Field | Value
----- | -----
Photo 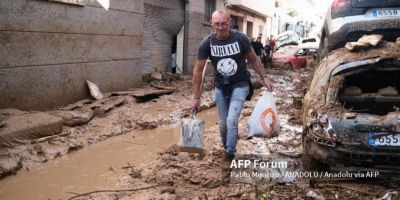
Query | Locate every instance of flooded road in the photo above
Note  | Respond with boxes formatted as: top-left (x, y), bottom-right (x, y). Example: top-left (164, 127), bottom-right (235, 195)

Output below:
top-left (0, 127), bottom-right (179, 200)
top-left (0, 108), bottom-right (218, 200)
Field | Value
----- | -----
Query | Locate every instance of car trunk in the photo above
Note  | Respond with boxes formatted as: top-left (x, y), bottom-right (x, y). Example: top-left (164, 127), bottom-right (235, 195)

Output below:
top-left (337, 63), bottom-right (400, 115)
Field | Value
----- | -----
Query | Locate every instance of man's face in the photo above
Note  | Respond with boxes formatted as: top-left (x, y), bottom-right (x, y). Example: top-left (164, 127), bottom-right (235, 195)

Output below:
top-left (211, 13), bottom-right (230, 39)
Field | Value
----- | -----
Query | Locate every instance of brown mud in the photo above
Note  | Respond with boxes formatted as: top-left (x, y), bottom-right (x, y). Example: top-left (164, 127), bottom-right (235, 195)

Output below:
top-left (0, 68), bottom-right (399, 200)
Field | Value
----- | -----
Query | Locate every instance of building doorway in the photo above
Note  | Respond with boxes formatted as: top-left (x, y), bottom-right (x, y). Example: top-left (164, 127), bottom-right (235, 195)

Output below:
top-left (143, 0), bottom-right (184, 73)
top-left (246, 21), bottom-right (253, 38)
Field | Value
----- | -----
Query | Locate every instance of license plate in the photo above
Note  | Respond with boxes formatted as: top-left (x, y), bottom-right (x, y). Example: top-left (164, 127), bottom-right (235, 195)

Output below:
top-left (372, 9), bottom-right (400, 17)
top-left (369, 132), bottom-right (400, 146)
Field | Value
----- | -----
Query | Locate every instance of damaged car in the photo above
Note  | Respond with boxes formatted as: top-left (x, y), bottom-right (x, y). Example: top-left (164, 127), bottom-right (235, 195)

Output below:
top-left (302, 41), bottom-right (400, 170)
top-left (272, 46), bottom-right (316, 69)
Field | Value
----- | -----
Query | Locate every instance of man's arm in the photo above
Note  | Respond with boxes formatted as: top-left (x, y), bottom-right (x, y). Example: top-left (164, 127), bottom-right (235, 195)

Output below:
top-left (192, 59), bottom-right (207, 110)
top-left (246, 50), bottom-right (274, 91)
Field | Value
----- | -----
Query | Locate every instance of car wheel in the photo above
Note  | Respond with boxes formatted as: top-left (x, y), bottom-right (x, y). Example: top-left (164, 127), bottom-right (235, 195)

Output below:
top-left (283, 63), bottom-right (292, 69)
top-left (318, 37), bottom-right (329, 62)
top-left (302, 133), bottom-right (328, 171)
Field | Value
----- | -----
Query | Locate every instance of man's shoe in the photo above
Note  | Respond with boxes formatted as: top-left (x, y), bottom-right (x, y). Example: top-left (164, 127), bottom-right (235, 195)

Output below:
top-left (225, 153), bottom-right (235, 161)
top-left (222, 153), bottom-right (234, 170)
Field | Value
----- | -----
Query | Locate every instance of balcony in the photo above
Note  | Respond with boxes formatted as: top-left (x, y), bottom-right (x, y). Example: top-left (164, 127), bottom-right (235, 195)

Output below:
top-left (229, 0), bottom-right (275, 17)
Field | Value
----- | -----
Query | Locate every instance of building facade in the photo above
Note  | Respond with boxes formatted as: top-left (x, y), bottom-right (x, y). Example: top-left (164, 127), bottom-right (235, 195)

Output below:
top-left (0, 0), bottom-right (277, 110)
top-left (0, 0), bottom-right (145, 110)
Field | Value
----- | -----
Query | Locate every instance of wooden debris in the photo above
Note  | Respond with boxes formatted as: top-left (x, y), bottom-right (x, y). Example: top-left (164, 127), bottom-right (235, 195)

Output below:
top-left (150, 84), bottom-right (176, 91)
top-left (60, 99), bottom-right (94, 111)
top-left (111, 86), bottom-right (174, 100)
top-left (89, 96), bottom-right (126, 117)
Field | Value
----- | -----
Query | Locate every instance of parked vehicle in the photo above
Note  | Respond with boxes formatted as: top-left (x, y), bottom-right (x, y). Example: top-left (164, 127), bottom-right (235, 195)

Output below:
top-left (271, 46), bottom-right (316, 68)
top-left (299, 37), bottom-right (319, 49)
top-left (276, 31), bottom-right (300, 50)
top-left (319, 0), bottom-right (400, 59)
top-left (302, 41), bottom-right (400, 170)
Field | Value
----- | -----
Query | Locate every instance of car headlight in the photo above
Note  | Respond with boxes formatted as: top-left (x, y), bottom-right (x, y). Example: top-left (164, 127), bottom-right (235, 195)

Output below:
top-left (310, 122), bottom-right (337, 141)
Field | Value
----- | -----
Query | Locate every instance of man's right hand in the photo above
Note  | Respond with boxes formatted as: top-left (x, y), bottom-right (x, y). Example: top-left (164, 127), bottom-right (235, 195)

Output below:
top-left (191, 59), bottom-right (206, 114)
top-left (191, 98), bottom-right (201, 113)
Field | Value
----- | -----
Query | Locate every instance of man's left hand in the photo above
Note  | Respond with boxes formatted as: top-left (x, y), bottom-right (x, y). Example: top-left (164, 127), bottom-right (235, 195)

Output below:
top-left (263, 78), bottom-right (274, 91)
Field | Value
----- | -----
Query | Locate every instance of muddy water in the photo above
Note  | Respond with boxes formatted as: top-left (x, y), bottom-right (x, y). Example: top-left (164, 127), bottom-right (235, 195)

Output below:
top-left (0, 127), bottom-right (180, 200)
top-left (0, 108), bottom-right (218, 200)
top-left (0, 108), bottom-right (217, 200)
top-left (197, 107), bottom-right (219, 129)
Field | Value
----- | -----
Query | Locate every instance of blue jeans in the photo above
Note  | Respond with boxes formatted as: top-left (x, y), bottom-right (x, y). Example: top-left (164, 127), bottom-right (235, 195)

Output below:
top-left (215, 85), bottom-right (249, 156)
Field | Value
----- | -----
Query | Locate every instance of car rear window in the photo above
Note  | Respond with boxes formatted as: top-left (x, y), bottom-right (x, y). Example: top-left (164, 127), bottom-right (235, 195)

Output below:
top-left (302, 38), bottom-right (316, 43)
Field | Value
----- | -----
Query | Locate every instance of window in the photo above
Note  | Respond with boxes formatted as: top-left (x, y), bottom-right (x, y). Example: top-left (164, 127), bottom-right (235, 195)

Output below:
top-left (302, 38), bottom-right (317, 43)
top-left (204, 0), bottom-right (216, 23)
top-left (230, 15), bottom-right (240, 30)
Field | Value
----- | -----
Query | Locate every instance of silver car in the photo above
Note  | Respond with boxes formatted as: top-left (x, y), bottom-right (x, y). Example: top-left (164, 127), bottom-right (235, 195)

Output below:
top-left (319, 0), bottom-right (400, 58)
top-left (302, 41), bottom-right (400, 170)
top-left (276, 31), bottom-right (300, 50)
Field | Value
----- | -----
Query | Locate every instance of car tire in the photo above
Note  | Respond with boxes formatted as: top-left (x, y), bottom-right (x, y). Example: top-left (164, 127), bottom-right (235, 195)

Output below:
top-left (302, 133), bottom-right (328, 171)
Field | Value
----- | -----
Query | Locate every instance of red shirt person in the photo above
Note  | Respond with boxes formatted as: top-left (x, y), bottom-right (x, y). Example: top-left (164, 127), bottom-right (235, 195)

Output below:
top-left (268, 35), bottom-right (276, 52)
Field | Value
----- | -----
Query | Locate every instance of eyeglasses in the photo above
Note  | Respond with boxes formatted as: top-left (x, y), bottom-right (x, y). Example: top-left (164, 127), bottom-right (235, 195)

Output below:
top-left (212, 22), bottom-right (229, 29)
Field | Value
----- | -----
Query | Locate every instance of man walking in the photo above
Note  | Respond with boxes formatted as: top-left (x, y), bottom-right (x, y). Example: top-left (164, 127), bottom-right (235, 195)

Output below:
top-left (263, 40), bottom-right (272, 67)
top-left (191, 9), bottom-right (273, 160)
top-left (268, 35), bottom-right (276, 52)
top-left (251, 37), bottom-right (264, 58)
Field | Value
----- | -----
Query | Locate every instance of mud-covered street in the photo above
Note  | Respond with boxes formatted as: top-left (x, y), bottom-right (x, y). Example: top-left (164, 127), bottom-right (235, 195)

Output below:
top-left (3, 0), bottom-right (400, 199)
top-left (0, 67), bottom-right (399, 200)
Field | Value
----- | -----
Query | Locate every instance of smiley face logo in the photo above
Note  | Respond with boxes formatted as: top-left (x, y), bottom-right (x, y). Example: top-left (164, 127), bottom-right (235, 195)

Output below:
top-left (217, 58), bottom-right (237, 76)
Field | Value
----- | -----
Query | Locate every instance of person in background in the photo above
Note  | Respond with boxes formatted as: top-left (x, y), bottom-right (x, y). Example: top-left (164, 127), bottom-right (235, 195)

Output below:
top-left (268, 35), bottom-right (276, 52)
top-left (251, 37), bottom-right (264, 59)
top-left (250, 37), bottom-right (256, 46)
top-left (263, 40), bottom-right (272, 68)
top-left (191, 9), bottom-right (274, 161)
